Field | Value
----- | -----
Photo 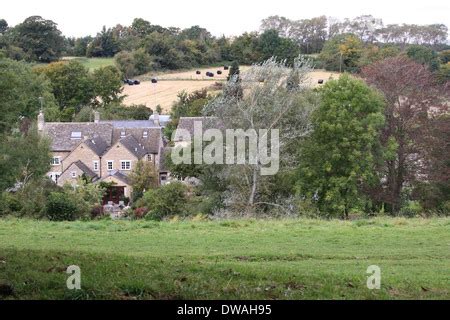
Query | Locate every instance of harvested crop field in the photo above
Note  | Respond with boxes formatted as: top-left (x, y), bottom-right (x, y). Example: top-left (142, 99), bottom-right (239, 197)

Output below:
top-left (121, 67), bottom-right (339, 112)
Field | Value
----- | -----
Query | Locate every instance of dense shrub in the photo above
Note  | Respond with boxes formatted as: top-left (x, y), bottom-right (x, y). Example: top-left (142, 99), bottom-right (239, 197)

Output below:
top-left (399, 201), bottom-right (423, 218)
top-left (0, 192), bottom-right (22, 216)
top-left (45, 192), bottom-right (80, 221)
top-left (137, 182), bottom-right (187, 220)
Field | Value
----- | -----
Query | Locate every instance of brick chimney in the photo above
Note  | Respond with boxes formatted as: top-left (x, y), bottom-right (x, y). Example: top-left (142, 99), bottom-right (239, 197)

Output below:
top-left (153, 110), bottom-right (160, 127)
top-left (94, 111), bottom-right (100, 124)
top-left (37, 111), bottom-right (45, 133)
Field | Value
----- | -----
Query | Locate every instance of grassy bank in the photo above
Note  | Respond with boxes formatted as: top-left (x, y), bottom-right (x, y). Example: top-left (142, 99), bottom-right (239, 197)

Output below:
top-left (61, 57), bottom-right (115, 71)
top-left (0, 217), bottom-right (448, 300)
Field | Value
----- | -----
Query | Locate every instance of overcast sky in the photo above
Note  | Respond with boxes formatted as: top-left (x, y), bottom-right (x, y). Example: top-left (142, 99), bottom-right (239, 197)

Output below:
top-left (2, 0), bottom-right (449, 37)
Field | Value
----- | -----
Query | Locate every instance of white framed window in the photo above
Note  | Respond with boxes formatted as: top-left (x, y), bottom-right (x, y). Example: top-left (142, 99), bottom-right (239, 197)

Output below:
top-left (107, 161), bottom-right (114, 171)
top-left (120, 131), bottom-right (126, 138)
top-left (143, 131), bottom-right (148, 138)
top-left (93, 161), bottom-right (99, 172)
top-left (147, 154), bottom-right (153, 162)
top-left (120, 161), bottom-right (131, 171)
top-left (71, 171), bottom-right (77, 178)
top-left (51, 157), bottom-right (61, 166)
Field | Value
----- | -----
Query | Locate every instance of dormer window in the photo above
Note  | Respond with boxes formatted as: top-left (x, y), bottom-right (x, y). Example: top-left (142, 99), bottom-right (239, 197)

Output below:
top-left (143, 131), bottom-right (148, 138)
top-left (71, 132), bottom-right (82, 140)
top-left (120, 131), bottom-right (126, 138)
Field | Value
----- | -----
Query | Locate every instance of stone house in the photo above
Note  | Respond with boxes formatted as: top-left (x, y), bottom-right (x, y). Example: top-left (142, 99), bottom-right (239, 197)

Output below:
top-left (39, 111), bottom-right (169, 204)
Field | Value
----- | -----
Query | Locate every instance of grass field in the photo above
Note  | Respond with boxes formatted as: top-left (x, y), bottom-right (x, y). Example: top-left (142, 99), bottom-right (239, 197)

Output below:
top-left (61, 57), bottom-right (115, 71)
top-left (122, 67), bottom-right (339, 112)
top-left (0, 217), bottom-right (448, 300)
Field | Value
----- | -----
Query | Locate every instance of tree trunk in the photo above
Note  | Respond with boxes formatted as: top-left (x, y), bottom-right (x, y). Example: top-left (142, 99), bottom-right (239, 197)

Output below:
top-left (248, 168), bottom-right (258, 206)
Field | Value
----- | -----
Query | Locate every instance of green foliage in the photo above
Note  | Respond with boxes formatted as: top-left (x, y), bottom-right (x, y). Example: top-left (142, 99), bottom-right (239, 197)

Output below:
top-left (0, 19), bottom-right (8, 34)
top-left (34, 61), bottom-right (93, 111)
top-left (229, 32), bottom-right (262, 64)
top-left (0, 58), bottom-right (58, 132)
top-left (129, 160), bottom-right (158, 202)
top-left (406, 45), bottom-right (440, 71)
top-left (92, 65), bottom-right (123, 106)
top-left (399, 201), bottom-right (423, 217)
top-left (10, 16), bottom-right (64, 62)
top-left (73, 36), bottom-right (93, 57)
top-left (297, 74), bottom-right (385, 217)
top-left (86, 26), bottom-right (120, 57)
top-left (258, 30), bottom-right (300, 63)
top-left (0, 192), bottom-right (22, 216)
top-left (436, 62), bottom-right (450, 83)
top-left (439, 50), bottom-right (450, 64)
top-left (0, 178), bottom-right (61, 217)
top-left (358, 45), bottom-right (400, 68)
top-left (227, 61), bottom-right (240, 81)
top-left (62, 179), bottom-right (105, 217)
top-left (319, 34), bottom-right (363, 72)
top-left (137, 182), bottom-right (188, 220)
top-left (45, 192), bottom-right (79, 221)
top-left (165, 89), bottom-right (212, 139)
top-left (115, 49), bottom-right (153, 77)
top-left (0, 129), bottom-right (51, 191)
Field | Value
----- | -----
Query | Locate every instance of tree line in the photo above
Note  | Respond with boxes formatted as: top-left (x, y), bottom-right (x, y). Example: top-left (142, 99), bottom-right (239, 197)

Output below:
top-left (1, 15), bottom-right (448, 74)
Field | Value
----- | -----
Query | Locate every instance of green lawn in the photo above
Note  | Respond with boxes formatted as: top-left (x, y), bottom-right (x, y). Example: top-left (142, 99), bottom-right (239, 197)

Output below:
top-left (61, 57), bottom-right (115, 71)
top-left (0, 217), bottom-right (448, 300)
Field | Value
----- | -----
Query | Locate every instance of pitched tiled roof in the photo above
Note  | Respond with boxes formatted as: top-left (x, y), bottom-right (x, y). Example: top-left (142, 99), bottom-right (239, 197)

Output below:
top-left (112, 128), bottom-right (162, 154)
top-left (173, 117), bottom-right (221, 142)
top-left (84, 136), bottom-right (109, 156)
top-left (43, 123), bottom-right (113, 152)
top-left (99, 120), bottom-right (159, 129)
top-left (119, 135), bottom-right (148, 159)
top-left (74, 161), bottom-right (98, 180)
top-left (61, 160), bottom-right (99, 181)
top-left (101, 171), bottom-right (131, 185)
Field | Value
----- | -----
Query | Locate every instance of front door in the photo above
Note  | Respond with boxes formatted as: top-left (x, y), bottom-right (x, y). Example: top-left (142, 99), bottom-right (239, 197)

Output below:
top-left (103, 186), bottom-right (125, 205)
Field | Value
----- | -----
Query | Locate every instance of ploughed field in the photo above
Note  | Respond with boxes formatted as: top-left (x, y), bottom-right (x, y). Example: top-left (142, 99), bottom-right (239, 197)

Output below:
top-left (0, 217), bottom-right (448, 300)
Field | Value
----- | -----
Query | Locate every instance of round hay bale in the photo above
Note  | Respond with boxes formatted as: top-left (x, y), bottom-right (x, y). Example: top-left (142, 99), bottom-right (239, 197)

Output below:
top-left (151, 78), bottom-right (158, 84)
top-left (196, 71), bottom-right (201, 75)
top-left (318, 79), bottom-right (324, 84)
top-left (224, 66), bottom-right (229, 70)
top-left (217, 70), bottom-right (222, 75)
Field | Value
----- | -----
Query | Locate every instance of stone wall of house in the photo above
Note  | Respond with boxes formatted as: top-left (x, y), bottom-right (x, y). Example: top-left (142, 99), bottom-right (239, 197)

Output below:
top-left (101, 142), bottom-right (139, 178)
top-left (63, 143), bottom-right (101, 175)
top-left (48, 151), bottom-right (70, 182)
top-left (57, 164), bottom-right (85, 187)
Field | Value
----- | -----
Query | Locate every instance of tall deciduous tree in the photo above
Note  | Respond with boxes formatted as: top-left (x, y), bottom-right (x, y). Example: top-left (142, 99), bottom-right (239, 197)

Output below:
top-left (0, 19), bottom-right (8, 34)
top-left (0, 129), bottom-right (51, 191)
top-left (297, 74), bottom-right (385, 217)
top-left (34, 61), bottom-right (94, 111)
top-left (12, 16), bottom-right (64, 62)
top-left (0, 59), bottom-right (58, 132)
top-left (129, 160), bottom-right (158, 202)
top-left (205, 57), bottom-right (315, 211)
top-left (92, 66), bottom-right (123, 107)
top-left (361, 56), bottom-right (449, 213)
top-left (319, 34), bottom-right (363, 72)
